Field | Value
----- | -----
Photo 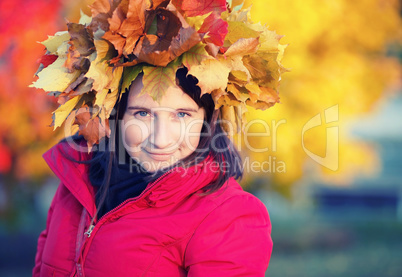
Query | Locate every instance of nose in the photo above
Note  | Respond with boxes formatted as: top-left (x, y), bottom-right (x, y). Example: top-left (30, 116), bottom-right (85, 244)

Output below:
top-left (148, 117), bottom-right (181, 150)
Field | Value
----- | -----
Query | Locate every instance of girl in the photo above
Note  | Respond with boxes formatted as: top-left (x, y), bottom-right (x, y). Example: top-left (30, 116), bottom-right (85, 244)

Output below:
top-left (34, 68), bottom-right (272, 276)
top-left (32, 0), bottom-right (286, 275)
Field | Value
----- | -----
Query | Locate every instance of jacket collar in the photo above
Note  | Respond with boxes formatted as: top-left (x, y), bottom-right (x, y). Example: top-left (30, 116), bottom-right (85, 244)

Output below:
top-left (44, 141), bottom-right (220, 217)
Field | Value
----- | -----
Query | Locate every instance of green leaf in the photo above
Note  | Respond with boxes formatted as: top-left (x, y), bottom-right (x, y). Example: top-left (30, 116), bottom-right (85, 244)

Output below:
top-left (121, 64), bottom-right (144, 93)
top-left (181, 44), bottom-right (211, 70)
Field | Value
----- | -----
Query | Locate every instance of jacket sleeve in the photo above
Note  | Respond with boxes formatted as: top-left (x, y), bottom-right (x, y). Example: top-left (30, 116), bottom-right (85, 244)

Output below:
top-left (32, 183), bottom-right (62, 277)
top-left (184, 193), bottom-right (273, 276)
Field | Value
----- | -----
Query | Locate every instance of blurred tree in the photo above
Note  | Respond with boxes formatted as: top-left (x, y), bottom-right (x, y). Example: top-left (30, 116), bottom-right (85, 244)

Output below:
top-left (241, 0), bottom-right (401, 192)
top-left (0, 0), bottom-right (400, 201)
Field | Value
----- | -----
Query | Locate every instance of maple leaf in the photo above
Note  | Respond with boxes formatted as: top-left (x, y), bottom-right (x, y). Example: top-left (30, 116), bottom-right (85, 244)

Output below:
top-left (31, 57), bottom-right (81, 92)
top-left (188, 58), bottom-right (230, 95)
top-left (85, 39), bottom-right (123, 93)
top-left (64, 23), bottom-right (94, 73)
top-left (52, 95), bottom-right (83, 129)
top-left (68, 23), bottom-right (95, 56)
top-left (141, 61), bottom-right (177, 101)
top-left (227, 83), bottom-right (250, 102)
top-left (181, 43), bottom-right (210, 70)
top-left (181, 0), bottom-right (227, 17)
top-left (90, 0), bottom-right (122, 32)
top-left (225, 21), bottom-right (260, 44)
top-left (38, 54), bottom-right (58, 68)
top-left (41, 31), bottom-right (70, 53)
top-left (198, 12), bottom-right (228, 46)
top-left (121, 64), bottom-right (144, 93)
top-left (118, 0), bottom-right (149, 55)
top-left (224, 37), bottom-right (259, 56)
top-left (108, 0), bottom-right (129, 32)
top-left (73, 105), bottom-right (110, 150)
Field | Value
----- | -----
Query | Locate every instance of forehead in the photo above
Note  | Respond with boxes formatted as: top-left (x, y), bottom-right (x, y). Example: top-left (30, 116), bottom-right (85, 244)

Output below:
top-left (127, 77), bottom-right (199, 109)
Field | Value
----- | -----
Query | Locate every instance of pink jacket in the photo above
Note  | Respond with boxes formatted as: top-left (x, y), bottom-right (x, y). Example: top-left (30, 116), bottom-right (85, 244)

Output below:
top-left (33, 141), bottom-right (272, 276)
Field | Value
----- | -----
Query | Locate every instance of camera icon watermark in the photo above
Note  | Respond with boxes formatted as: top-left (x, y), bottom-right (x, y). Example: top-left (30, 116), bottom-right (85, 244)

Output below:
top-left (302, 105), bottom-right (339, 171)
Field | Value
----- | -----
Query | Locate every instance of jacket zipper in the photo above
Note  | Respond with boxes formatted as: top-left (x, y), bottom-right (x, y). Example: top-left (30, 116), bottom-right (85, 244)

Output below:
top-left (84, 224), bottom-right (95, 237)
top-left (77, 170), bottom-right (171, 270)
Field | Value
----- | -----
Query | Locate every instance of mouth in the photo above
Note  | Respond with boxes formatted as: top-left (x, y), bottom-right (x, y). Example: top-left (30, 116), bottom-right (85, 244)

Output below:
top-left (144, 149), bottom-right (176, 161)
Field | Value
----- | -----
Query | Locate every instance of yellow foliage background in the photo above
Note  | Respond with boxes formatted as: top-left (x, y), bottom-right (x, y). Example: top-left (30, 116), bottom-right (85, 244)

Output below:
top-left (0, 0), bottom-right (400, 189)
top-left (240, 0), bottom-right (401, 189)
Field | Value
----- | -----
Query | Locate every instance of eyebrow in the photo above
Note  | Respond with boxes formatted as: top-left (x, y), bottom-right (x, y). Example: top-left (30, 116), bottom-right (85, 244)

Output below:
top-left (127, 106), bottom-right (199, 113)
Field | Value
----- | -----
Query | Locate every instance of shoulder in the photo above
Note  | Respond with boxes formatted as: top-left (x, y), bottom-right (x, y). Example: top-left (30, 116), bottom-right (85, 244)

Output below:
top-left (185, 179), bottom-right (272, 275)
top-left (201, 179), bottom-right (270, 222)
top-left (43, 135), bottom-right (91, 165)
top-left (43, 135), bottom-right (92, 180)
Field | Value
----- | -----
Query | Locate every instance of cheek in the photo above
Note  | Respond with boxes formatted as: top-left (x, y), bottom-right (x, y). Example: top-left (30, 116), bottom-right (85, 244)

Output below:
top-left (121, 117), bottom-right (149, 146)
top-left (183, 120), bottom-right (204, 149)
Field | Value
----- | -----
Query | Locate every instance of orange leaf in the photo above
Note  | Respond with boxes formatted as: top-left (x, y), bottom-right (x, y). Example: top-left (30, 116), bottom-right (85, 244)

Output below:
top-left (74, 106), bottom-right (110, 149)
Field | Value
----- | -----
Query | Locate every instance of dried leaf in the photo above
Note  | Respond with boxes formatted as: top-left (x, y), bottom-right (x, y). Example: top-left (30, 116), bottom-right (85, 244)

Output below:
top-left (182, 0), bottom-right (227, 17)
top-left (67, 23), bottom-right (95, 56)
top-left (121, 64), bottom-right (144, 93)
top-left (30, 57), bottom-right (81, 92)
top-left (74, 106), bottom-right (110, 149)
top-left (108, 0), bottom-right (129, 31)
top-left (38, 54), bottom-right (58, 68)
top-left (227, 83), bottom-right (250, 102)
top-left (142, 62), bottom-right (177, 101)
top-left (198, 12), bottom-right (228, 46)
top-left (225, 21), bottom-right (260, 44)
top-left (41, 31), bottom-right (70, 53)
top-left (52, 95), bottom-right (82, 129)
top-left (86, 40), bottom-right (123, 93)
top-left (188, 58), bottom-right (230, 95)
top-left (181, 43), bottom-right (210, 70)
top-left (224, 37), bottom-right (259, 56)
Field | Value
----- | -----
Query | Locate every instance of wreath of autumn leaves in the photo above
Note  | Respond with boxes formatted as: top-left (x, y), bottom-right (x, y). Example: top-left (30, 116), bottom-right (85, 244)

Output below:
top-left (31, 0), bottom-right (287, 149)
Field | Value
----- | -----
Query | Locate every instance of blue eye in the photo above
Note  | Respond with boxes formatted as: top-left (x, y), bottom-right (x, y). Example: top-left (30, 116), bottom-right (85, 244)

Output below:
top-left (135, 111), bottom-right (149, 117)
top-left (177, 112), bottom-right (188, 118)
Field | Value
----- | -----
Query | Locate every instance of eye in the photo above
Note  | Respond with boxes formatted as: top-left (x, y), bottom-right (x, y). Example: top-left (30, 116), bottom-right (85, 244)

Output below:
top-left (134, 111), bottom-right (150, 117)
top-left (177, 112), bottom-right (189, 118)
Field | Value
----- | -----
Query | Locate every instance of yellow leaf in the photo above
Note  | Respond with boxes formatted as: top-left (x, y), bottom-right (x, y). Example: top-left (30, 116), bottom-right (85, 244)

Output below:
top-left (185, 13), bottom-right (210, 30)
top-left (224, 37), bottom-right (259, 56)
top-left (224, 55), bottom-right (251, 81)
top-left (30, 57), bottom-right (80, 92)
top-left (86, 40), bottom-right (123, 93)
top-left (227, 83), bottom-right (250, 102)
top-left (94, 88), bottom-right (109, 109)
top-left (142, 63), bottom-right (177, 101)
top-left (52, 95), bottom-right (82, 129)
top-left (103, 88), bottom-right (120, 117)
top-left (188, 58), bottom-right (230, 95)
top-left (79, 10), bottom-right (92, 26)
top-left (41, 31), bottom-right (70, 53)
top-left (226, 21), bottom-right (260, 44)
top-left (230, 0), bottom-right (245, 10)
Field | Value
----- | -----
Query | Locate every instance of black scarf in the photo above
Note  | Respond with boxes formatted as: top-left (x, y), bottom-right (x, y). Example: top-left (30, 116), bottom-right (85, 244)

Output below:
top-left (89, 151), bottom-right (152, 219)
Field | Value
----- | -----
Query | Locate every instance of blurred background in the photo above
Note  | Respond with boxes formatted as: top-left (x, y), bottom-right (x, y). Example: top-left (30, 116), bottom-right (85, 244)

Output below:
top-left (0, 0), bottom-right (401, 276)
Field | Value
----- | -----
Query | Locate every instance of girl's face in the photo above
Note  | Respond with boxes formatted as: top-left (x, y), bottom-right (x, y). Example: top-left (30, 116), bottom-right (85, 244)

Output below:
top-left (121, 77), bottom-right (206, 172)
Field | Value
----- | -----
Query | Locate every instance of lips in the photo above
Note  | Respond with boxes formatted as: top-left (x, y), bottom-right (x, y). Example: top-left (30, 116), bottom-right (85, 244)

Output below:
top-left (144, 149), bottom-right (176, 161)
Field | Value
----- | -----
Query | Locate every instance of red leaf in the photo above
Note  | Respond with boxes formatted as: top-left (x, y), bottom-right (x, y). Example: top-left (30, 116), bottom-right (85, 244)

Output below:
top-left (38, 54), bottom-right (58, 68)
top-left (198, 12), bottom-right (228, 46)
top-left (181, 0), bottom-right (227, 17)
